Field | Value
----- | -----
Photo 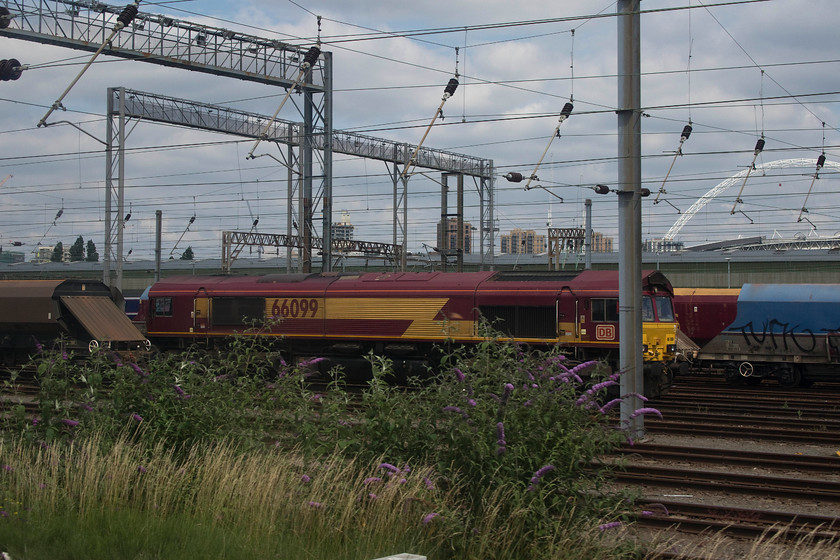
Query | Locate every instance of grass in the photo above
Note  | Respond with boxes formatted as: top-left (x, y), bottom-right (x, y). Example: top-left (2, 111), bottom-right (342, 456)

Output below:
top-left (6, 331), bottom-right (835, 559)
top-left (0, 432), bottom-right (638, 560)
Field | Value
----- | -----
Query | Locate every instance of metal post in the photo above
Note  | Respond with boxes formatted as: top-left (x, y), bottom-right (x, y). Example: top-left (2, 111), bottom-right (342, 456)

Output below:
top-left (441, 174), bottom-right (449, 271)
top-left (617, 0), bottom-right (644, 438)
top-left (585, 199), bottom-right (592, 270)
top-left (155, 210), bottom-right (161, 282)
top-left (321, 52), bottom-right (334, 272)
top-left (456, 173), bottom-right (464, 272)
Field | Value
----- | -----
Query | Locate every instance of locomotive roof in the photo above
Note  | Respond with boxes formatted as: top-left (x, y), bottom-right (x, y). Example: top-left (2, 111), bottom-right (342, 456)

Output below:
top-left (728, 284), bottom-right (840, 334)
top-left (148, 269), bottom-right (672, 295)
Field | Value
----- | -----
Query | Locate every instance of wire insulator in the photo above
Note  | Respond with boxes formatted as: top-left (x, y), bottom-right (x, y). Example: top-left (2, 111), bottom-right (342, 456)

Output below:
top-left (680, 124), bottom-right (692, 141)
top-left (754, 138), bottom-right (765, 155)
top-left (560, 102), bottom-right (574, 118)
top-left (504, 172), bottom-right (523, 183)
top-left (117, 3), bottom-right (138, 28)
top-left (640, 187), bottom-right (651, 197)
top-left (0, 7), bottom-right (11, 30)
top-left (0, 59), bottom-right (22, 81)
top-left (443, 78), bottom-right (459, 97)
top-left (817, 154), bottom-right (826, 170)
top-left (188, 215), bottom-right (196, 225)
top-left (594, 184), bottom-right (610, 195)
top-left (303, 46), bottom-right (321, 68)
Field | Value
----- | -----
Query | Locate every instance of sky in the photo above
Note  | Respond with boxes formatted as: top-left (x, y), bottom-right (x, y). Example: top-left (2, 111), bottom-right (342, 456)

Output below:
top-left (0, 0), bottom-right (838, 263)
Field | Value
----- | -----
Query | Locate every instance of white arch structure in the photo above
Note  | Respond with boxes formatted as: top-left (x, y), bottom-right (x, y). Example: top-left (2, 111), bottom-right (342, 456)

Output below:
top-left (664, 158), bottom-right (840, 241)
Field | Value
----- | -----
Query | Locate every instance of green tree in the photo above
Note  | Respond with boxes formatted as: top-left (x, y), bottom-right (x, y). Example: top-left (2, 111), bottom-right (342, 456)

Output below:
top-left (50, 242), bottom-right (64, 262)
top-left (85, 240), bottom-right (99, 262)
top-left (180, 246), bottom-right (195, 260)
top-left (69, 236), bottom-right (85, 262)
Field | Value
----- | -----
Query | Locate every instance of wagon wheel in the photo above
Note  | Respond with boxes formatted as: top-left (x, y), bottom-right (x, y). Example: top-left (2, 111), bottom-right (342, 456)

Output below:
top-left (143, 339), bottom-right (152, 351)
top-left (738, 361), bottom-right (754, 378)
top-left (88, 340), bottom-right (100, 353)
top-left (775, 366), bottom-right (802, 388)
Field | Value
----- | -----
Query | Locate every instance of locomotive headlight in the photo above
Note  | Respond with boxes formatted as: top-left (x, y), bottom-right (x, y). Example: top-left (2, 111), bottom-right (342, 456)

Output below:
top-left (642, 344), bottom-right (649, 354)
top-left (667, 344), bottom-right (676, 353)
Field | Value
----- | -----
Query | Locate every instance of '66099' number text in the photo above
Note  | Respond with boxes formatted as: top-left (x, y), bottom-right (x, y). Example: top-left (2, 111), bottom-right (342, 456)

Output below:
top-left (269, 298), bottom-right (321, 319)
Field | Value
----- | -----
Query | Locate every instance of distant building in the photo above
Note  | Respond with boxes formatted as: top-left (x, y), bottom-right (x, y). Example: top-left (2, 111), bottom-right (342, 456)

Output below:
top-left (436, 217), bottom-right (472, 254)
top-left (500, 228), bottom-right (546, 254)
top-left (0, 250), bottom-right (25, 264)
top-left (644, 238), bottom-right (685, 253)
top-left (32, 246), bottom-right (65, 263)
top-left (331, 211), bottom-right (355, 241)
top-left (591, 232), bottom-right (614, 253)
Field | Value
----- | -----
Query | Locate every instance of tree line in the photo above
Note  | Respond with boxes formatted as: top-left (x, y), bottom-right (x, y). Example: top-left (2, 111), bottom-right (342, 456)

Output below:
top-left (49, 237), bottom-right (195, 261)
top-left (51, 236), bottom-right (99, 262)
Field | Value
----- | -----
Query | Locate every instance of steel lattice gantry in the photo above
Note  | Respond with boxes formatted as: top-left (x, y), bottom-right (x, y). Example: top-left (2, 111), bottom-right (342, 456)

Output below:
top-left (0, 0), bottom-right (331, 289)
top-left (107, 88), bottom-right (494, 275)
top-left (1, 1), bottom-right (495, 284)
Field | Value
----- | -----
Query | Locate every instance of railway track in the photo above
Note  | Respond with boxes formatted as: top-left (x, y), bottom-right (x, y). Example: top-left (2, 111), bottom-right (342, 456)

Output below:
top-left (612, 374), bottom-right (840, 555)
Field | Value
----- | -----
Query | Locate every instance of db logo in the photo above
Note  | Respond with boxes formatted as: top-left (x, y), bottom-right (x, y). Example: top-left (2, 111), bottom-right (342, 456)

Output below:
top-left (595, 324), bottom-right (615, 340)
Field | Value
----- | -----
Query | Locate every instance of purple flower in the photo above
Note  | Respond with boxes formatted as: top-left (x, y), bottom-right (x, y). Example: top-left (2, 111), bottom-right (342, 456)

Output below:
top-left (496, 422), bottom-right (507, 455)
top-left (453, 368), bottom-right (465, 382)
top-left (527, 464), bottom-right (556, 490)
top-left (629, 407), bottom-right (663, 420)
top-left (442, 405), bottom-right (468, 418)
top-left (378, 462), bottom-right (400, 473)
top-left (466, 398), bottom-right (477, 407)
top-left (598, 521), bottom-right (623, 531)
top-left (62, 350), bottom-right (69, 360)
top-left (81, 402), bottom-right (93, 412)
top-left (61, 419), bottom-right (79, 428)
top-left (299, 357), bottom-right (326, 368)
top-left (137, 466), bottom-right (147, 474)
top-left (423, 477), bottom-right (435, 490)
top-left (130, 363), bottom-right (148, 377)
top-left (174, 385), bottom-right (185, 396)
top-left (32, 417), bottom-right (39, 426)
top-left (422, 512), bottom-right (439, 525)
top-left (598, 398), bottom-right (623, 414)
top-left (587, 379), bottom-right (617, 395)
top-left (131, 413), bottom-right (143, 423)
top-left (363, 477), bottom-right (382, 485)
top-left (33, 338), bottom-right (43, 353)
top-left (503, 383), bottom-right (514, 395)
top-left (3, 465), bottom-right (12, 472)
top-left (300, 474), bottom-right (311, 483)
top-left (307, 501), bottom-right (322, 508)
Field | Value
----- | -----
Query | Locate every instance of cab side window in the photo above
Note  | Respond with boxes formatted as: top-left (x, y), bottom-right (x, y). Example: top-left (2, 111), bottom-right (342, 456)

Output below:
top-left (154, 297), bottom-right (173, 317)
top-left (591, 298), bottom-right (619, 322)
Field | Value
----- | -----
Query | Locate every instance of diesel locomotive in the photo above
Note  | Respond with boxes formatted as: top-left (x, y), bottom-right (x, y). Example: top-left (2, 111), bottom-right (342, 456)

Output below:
top-left (137, 269), bottom-right (679, 396)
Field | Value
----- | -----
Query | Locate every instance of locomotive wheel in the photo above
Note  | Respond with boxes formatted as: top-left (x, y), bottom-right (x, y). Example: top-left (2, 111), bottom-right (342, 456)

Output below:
top-left (775, 366), bottom-right (802, 388)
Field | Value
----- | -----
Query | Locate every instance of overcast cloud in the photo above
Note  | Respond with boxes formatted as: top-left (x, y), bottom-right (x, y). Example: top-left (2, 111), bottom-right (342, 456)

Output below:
top-left (0, 0), bottom-right (837, 263)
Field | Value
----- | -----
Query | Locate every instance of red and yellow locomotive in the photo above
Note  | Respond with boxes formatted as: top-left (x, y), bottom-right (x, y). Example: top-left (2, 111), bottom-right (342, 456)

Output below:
top-left (139, 269), bottom-right (678, 396)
